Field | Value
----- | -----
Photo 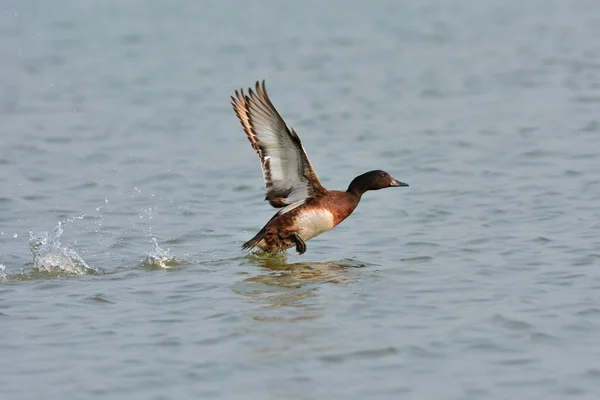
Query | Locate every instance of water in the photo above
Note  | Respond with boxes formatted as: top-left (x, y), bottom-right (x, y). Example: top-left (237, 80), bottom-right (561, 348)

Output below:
top-left (2, 0), bottom-right (600, 398)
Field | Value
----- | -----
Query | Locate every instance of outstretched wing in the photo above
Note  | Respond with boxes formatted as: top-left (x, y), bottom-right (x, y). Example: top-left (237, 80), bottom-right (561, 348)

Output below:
top-left (231, 80), bottom-right (326, 208)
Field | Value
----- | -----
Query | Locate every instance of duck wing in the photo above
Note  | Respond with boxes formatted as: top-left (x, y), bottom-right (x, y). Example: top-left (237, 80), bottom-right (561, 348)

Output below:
top-left (231, 80), bottom-right (326, 208)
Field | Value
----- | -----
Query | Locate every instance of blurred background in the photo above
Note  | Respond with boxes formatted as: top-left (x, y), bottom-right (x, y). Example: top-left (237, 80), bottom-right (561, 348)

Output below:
top-left (1, 1), bottom-right (600, 399)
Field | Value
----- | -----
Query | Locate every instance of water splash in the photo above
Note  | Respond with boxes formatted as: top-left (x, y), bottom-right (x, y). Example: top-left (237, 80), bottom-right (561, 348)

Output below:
top-left (0, 264), bottom-right (7, 282)
top-left (29, 221), bottom-right (98, 275)
top-left (141, 237), bottom-right (185, 269)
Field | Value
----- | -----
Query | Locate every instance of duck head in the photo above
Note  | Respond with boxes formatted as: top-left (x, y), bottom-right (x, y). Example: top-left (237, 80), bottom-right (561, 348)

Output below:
top-left (347, 170), bottom-right (408, 197)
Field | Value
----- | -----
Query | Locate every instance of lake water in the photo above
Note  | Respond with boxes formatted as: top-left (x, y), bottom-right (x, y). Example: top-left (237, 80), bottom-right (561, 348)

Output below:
top-left (2, 1), bottom-right (600, 399)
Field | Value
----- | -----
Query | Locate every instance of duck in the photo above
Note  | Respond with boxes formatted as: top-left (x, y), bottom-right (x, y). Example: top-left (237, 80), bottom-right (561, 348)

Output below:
top-left (231, 80), bottom-right (408, 255)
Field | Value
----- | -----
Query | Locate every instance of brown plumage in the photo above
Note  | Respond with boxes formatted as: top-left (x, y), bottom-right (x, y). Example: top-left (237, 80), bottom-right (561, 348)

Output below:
top-left (231, 81), bottom-right (409, 254)
top-left (242, 191), bottom-right (358, 252)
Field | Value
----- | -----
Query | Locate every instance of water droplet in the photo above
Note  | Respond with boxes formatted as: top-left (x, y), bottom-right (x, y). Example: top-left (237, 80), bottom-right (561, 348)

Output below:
top-left (13, 233), bottom-right (18, 238)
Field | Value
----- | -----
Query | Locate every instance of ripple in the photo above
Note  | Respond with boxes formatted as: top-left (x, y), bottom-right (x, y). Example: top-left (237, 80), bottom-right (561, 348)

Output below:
top-left (44, 136), bottom-right (73, 144)
top-left (465, 339), bottom-right (519, 353)
top-left (492, 314), bottom-right (534, 331)
top-left (86, 294), bottom-right (115, 304)
top-left (405, 241), bottom-right (440, 248)
top-left (21, 194), bottom-right (49, 201)
top-left (528, 332), bottom-right (561, 343)
top-left (581, 120), bottom-right (600, 132)
top-left (572, 254), bottom-right (600, 266)
top-left (584, 368), bottom-right (600, 378)
top-left (400, 256), bottom-right (433, 263)
top-left (193, 332), bottom-right (241, 346)
top-left (574, 307), bottom-right (600, 316)
top-left (574, 96), bottom-right (600, 104)
top-left (494, 357), bottom-right (538, 366)
top-left (67, 182), bottom-right (99, 190)
top-left (320, 346), bottom-right (398, 364)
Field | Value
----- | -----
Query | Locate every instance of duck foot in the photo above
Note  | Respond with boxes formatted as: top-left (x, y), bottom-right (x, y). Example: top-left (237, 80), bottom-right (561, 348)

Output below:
top-left (278, 231), bottom-right (307, 255)
top-left (291, 232), bottom-right (307, 255)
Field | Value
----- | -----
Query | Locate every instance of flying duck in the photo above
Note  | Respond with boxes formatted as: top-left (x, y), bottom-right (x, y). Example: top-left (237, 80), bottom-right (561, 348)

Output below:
top-left (231, 81), bottom-right (408, 254)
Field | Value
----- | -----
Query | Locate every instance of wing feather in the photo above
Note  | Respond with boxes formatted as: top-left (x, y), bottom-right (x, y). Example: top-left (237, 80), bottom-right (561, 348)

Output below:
top-left (231, 80), bottom-right (326, 207)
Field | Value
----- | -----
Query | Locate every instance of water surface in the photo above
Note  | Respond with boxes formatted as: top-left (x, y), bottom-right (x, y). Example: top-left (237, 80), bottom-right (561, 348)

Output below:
top-left (2, 1), bottom-right (600, 399)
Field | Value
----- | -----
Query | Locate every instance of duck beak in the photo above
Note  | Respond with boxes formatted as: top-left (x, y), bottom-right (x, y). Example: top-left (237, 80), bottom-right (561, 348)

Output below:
top-left (390, 178), bottom-right (409, 187)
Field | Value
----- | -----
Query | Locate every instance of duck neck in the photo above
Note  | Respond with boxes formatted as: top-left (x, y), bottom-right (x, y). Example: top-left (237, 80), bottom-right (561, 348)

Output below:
top-left (346, 178), bottom-right (368, 199)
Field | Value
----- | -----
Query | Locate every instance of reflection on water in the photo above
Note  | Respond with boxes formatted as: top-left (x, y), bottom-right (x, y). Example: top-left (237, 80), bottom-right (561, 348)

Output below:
top-left (244, 251), bottom-right (363, 285)
top-left (231, 253), bottom-right (370, 363)
top-left (233, 252), bottom-right (369, 321)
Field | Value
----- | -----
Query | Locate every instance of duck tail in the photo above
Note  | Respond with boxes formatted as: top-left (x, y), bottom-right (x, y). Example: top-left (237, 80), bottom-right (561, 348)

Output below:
top-left (241, 229), bottom-right (266, 250)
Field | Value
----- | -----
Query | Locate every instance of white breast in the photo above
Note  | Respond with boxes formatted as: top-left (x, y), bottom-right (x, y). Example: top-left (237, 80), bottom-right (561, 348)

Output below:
top-left (295, 209), bottom-right (335, 241)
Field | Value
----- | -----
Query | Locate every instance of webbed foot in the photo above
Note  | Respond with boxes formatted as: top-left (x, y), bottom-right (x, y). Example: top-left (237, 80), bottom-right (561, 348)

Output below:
top-left (290, 232), bottom-right (306, 255)
top-left (278, 231), bottom-right (307, 255)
